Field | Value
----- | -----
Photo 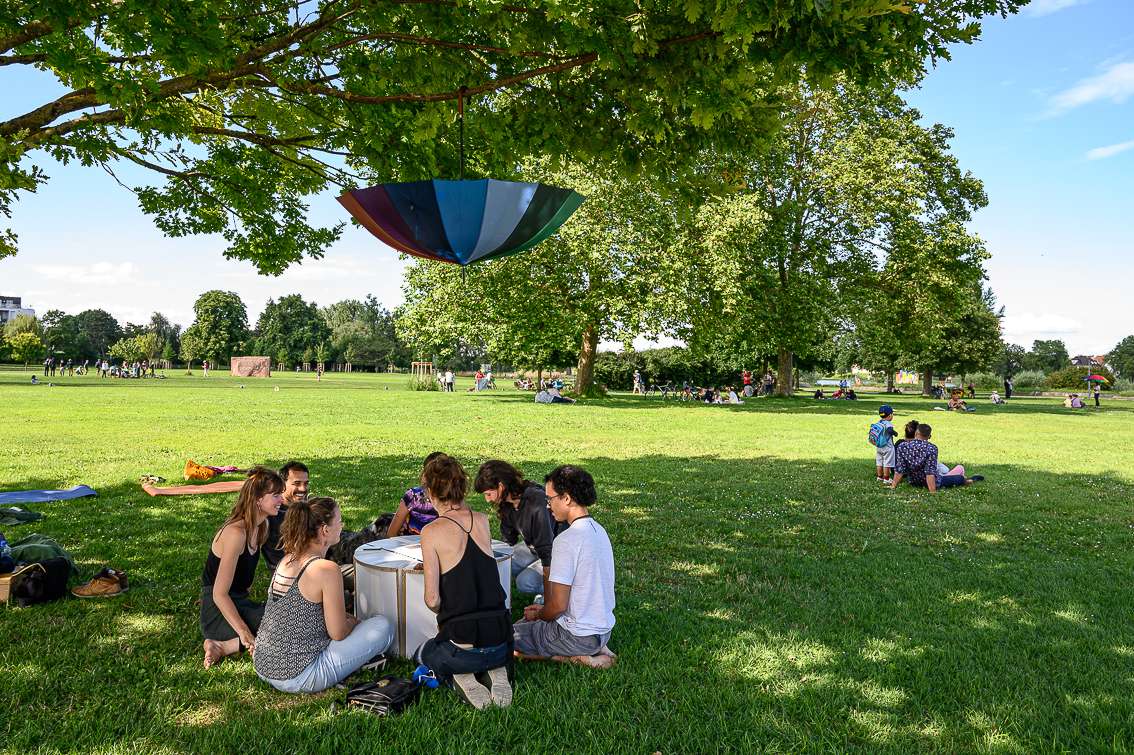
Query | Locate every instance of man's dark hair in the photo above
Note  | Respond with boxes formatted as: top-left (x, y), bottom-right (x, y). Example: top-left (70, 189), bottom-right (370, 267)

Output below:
top-left (544, 465), bottom-right (597, 507)
top-left (915, 423), bottom-right (933, 440)
top-left (279, 460), bottom-right (309, 479)
top-left (904, 420), bottom-right (919, 440)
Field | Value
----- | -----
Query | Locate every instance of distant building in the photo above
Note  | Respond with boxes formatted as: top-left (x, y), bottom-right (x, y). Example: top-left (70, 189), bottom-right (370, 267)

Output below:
top-left (1071, 354), bottom-right (1107, 368)
top-left (0, 296), bottom-right (36, 325)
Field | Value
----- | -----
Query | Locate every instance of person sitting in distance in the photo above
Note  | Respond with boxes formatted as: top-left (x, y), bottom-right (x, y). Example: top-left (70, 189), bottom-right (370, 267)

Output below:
top-left (253, 497), bottom-right (393, 693)
top-left (514, 465), bottom-right (617, 669)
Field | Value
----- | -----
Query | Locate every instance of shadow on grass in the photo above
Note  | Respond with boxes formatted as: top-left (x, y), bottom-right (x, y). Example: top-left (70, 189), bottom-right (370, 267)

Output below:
top-left (3, 454), bottom-right (1133, 752)
top-left (468, 388), bottom-right (1131, 418)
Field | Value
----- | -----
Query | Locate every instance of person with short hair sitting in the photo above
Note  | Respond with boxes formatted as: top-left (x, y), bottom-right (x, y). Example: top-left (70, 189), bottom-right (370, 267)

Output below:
top-left (514, 465), bottom-right (617, 669)
top-left (253, 497), bottom-right (393, 693)
top-left (890, 423), bottom-right (983, 492)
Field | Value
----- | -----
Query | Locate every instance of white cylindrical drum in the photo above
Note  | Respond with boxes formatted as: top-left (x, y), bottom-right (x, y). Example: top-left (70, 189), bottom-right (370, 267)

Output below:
top-left (354, 535), bottom-right (513, 658)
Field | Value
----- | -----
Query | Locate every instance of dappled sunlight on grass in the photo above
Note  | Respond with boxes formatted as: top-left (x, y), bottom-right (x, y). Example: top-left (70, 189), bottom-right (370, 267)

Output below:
top-left (860, 636), bottom-right (927, 663)
top-left (4, 371), bottom-right (1134, 751)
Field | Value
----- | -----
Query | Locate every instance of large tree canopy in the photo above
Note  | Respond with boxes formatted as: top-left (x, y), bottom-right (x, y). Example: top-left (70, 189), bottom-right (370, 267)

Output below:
top-left (3, 0), bottom-right (1023, 272)
top-left (685, 81), bottom-right (991, 395)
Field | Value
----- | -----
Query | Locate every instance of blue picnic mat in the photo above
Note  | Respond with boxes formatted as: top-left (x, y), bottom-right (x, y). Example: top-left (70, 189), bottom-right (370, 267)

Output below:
top-left (0, 485), bottom-right (97, 504)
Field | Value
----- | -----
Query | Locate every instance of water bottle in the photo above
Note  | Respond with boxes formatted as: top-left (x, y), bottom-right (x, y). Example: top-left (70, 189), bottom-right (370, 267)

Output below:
top-left (412, 664), bottom-right (440, 689)
top-left (533, 593), bottom-right (545, 606)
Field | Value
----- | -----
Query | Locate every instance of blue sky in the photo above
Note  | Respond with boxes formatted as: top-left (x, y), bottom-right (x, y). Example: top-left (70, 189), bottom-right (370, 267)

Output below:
top-left (1, 0), bottom-right (1131, 356)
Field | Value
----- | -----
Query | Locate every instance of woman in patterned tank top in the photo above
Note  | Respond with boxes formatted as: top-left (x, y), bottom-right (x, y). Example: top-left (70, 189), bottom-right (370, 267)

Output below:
top-left (253, 497), bottom-right (393, 693)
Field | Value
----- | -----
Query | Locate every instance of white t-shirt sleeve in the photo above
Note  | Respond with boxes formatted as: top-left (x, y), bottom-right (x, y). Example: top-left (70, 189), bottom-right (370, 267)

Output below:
top-left (548, 531), bottom-right (578, 586)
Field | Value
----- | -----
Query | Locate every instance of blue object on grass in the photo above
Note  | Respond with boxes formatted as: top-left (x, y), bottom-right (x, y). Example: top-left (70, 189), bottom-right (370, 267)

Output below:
top-left (0, 485), bottom-right (97, 504)
top-left (412, 665), bottom-right (440, 689)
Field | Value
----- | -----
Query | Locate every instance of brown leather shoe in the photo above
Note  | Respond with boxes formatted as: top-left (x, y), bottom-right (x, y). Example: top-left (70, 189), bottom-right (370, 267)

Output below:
top-left (71, 567), bottom-right (128, 598)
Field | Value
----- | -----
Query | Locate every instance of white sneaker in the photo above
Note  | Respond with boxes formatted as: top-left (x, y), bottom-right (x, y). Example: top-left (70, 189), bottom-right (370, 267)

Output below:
top-left (452, 673), bottom-right (492, 710)
top-left (487, 666), bottom-right (513, 707)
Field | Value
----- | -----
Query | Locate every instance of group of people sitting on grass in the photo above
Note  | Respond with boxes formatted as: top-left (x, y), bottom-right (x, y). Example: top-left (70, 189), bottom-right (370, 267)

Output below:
top-left (199, 456), bottom-right (615, 709)
top-left (872, 405), bottom-right (984, 492)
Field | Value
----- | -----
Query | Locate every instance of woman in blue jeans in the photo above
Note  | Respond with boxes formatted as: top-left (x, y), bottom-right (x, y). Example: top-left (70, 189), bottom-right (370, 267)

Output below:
top-left (416, 454), bottom-right (513, 709)
top-left (254, 497), bottom-right (393, 693)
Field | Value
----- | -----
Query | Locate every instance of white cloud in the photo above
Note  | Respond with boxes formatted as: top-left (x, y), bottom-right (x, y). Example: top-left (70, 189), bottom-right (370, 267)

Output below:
top-left (1086, 139), bottom-right (1134, 160)
top-left (1001, 312), bottom-right (1083, 348)
top-left (1026, 0), bottom-right (1089, 17)
top-left (1048, 61), bottom-right (1134, 114)
top-left (30, 261), bottom-right (141, 285)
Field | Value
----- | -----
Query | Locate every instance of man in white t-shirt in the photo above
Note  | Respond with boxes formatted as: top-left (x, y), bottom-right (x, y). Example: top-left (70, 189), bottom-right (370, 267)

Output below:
top-left (513, 465), bottom-right (616, 668)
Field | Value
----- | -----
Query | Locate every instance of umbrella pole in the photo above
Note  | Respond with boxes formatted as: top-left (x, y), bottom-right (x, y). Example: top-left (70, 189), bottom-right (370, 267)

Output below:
top-left (458, 86), bottom-right (467, 181)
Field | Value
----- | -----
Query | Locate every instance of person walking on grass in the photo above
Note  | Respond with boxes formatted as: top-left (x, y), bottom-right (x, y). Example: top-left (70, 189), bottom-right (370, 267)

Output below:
top-left (1094, 382), bottom-right (1101, 408)
top-left (201, 467), bottom-right (284, 669)
top-left (253, 496), bottom-right (393, 693)
top-left (513, 465), bottom-right (617, 670)
top-left (890, 424), bottom-right (984, 493)
top-left (415, 454), bottom-right (514, 709)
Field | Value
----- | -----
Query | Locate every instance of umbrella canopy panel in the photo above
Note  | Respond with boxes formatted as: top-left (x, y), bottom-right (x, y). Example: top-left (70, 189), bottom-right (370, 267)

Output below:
top-left (339, 179), bottom-right (584, 265)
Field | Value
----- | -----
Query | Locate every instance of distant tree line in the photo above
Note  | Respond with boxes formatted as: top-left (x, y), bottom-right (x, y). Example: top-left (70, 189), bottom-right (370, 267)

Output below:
top-left (0, 291), bottom-right (414, 372)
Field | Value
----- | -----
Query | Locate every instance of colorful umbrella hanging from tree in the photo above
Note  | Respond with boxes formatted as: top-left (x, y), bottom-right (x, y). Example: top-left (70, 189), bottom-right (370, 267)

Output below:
top-left (338, 178), bottom-right (584, 265)
top-left (338, 87), bottom-right (584, 266)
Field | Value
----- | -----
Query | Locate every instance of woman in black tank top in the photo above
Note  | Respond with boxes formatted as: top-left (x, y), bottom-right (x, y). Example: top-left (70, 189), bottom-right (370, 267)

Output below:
top-left (416, 455), bottom-right (513, 709)
top-left (200, 467), bottom-right (285, 669)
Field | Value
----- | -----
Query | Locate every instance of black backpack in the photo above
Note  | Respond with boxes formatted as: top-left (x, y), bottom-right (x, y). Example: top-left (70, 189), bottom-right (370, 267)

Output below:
top-left (345, 675), bottom-right (420, 717)
top-left (12, 557), bottom-right (71, 607)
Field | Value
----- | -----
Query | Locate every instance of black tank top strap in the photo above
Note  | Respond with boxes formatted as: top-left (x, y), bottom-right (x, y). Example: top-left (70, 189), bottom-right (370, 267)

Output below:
top-left (437, 511), bottom-right (474, 534)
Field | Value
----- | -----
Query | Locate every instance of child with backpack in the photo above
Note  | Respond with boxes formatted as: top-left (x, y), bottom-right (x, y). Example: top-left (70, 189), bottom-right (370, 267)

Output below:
top-left (869, 405), bottom-right (897, 483)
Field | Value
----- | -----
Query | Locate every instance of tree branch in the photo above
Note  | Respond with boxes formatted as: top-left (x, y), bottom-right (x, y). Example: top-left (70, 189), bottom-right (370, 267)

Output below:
top-left (0, 20), bottom-right (62, 55)
top-left (326, 32), bottom-right (574, 60)
top-left (272, 52), bottom-right (599, 104)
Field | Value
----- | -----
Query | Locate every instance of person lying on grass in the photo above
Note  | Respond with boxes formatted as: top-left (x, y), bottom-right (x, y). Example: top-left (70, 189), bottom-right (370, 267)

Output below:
top-left (262, 461), bottom-right (311, 572)
top-left (475, 460), bottom-right (561, 595)
top-left (415, 454), bottom-right (513, 709)
top-left (890, 423), bottom-right (983, 493)
top-left (253, 496), bottom-right (393, 693)
top-left (513, 465), bottom-right (617, 670)
top-left (201, 467), bottom-right (284, 669)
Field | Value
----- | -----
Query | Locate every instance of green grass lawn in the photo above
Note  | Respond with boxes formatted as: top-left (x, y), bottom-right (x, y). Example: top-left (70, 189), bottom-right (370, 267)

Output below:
top-left (2, 367), bottom-right (1132, 753)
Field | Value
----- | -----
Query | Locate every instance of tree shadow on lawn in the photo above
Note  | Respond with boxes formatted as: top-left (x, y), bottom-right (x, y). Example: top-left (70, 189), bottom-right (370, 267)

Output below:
top-left (3, 455), bottom-right (1134, 752)
top-left (478, 390), bottom-right (1128, 418)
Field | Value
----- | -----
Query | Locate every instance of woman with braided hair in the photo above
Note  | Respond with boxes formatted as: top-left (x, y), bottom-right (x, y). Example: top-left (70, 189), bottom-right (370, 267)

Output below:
top-left (253, 496), bottom-right (393, 693)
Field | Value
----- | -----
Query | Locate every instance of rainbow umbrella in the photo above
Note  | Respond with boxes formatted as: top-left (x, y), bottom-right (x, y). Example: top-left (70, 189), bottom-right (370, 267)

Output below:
top-left (338, 179), bottom-right (585, 266)
top-left (1086, 374), bottom-right (1109, 382)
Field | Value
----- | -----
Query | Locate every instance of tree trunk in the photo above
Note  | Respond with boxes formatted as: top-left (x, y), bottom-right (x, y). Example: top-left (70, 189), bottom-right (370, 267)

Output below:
top-left (886, 365), bottom-right (895, 393)
top-left (537, 367), bottom-right (543, 390)
top-left (574, 323), bottom-right (600, 396)
top-left (776, 347), bottom-right (793, 397)
top-left (922, 367), bottom-right (933, 397)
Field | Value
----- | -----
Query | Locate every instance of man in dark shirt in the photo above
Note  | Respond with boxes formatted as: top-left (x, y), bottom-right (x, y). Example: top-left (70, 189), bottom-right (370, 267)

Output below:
top-left (891, 424), bottom-right (982, 492)
top-left (262, 460), bottom-right (310, 570)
